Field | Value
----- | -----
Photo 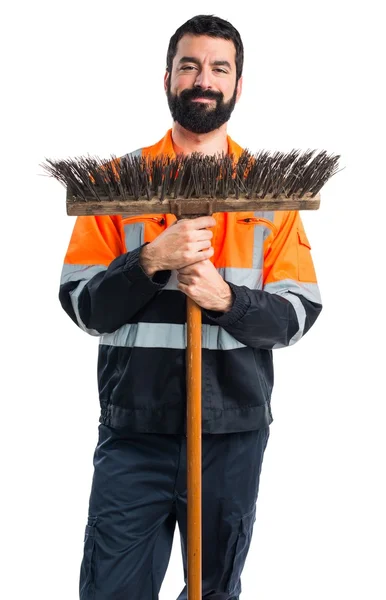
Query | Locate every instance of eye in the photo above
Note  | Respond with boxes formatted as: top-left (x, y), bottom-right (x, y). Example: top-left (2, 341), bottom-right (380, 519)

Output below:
top-left (181, 65), bottom-right (197, 71)
top-left (213, 68), bottom-right (228, 74)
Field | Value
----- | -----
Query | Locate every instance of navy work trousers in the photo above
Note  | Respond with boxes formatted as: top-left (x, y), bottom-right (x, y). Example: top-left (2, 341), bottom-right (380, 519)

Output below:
top-left (80, 425), bottom-right (270, 599)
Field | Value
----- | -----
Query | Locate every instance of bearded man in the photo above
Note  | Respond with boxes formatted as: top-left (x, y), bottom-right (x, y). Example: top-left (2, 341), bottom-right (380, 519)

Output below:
top-left (60, 14), bottom-right (322, 600)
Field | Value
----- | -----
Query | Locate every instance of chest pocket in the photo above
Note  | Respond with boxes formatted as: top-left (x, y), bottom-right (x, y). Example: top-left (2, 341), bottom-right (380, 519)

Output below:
top-left (122, 215), bottom-right (166, 252)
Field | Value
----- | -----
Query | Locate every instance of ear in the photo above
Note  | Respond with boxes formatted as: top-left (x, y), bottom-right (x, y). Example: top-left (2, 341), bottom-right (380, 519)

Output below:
top-left (235, 76), bottom-right (243, 103)
top-left (164, 70), bottom-right (170, 93)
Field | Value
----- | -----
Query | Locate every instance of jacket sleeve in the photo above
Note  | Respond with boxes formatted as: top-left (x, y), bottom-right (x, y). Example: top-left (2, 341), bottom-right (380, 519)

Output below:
top-left (205, 210), bottom-right (322, 349)
top-left (59, 215), bottom-right (170, 335)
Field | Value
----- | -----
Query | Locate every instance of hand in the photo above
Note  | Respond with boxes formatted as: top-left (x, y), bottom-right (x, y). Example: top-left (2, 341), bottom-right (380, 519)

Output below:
top-left (177, 259), bottom-right (233, 312)
top-left (140, 216), bottom-right (216, 276)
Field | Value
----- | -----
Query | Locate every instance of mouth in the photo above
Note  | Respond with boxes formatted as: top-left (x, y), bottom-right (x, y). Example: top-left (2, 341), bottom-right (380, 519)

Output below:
top-left (191, 98), bottom-right (215, 103)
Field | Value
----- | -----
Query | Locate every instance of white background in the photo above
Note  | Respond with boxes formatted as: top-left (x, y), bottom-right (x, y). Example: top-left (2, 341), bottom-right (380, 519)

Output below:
top-left (1, 0), bottom-right (385, 598)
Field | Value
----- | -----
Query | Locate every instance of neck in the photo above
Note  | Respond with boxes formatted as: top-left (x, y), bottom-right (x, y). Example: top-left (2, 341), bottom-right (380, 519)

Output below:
top-left (171, 122), bottom-right (229, 156)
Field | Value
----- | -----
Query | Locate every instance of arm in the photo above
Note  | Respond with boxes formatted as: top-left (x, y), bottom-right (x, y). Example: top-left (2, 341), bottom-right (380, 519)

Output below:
top-left (179, 211), bottom-right (322, 350)
top-left (59, 215), bottom-right (170, 336)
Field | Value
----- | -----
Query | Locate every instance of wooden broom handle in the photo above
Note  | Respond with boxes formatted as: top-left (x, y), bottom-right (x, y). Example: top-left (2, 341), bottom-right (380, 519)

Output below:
top-left (186, 294), bottom-right (202, 600)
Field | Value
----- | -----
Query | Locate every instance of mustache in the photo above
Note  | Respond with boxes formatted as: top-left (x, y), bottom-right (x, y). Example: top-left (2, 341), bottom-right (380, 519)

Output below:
top-left (180, 88), bottom-right (224, 102)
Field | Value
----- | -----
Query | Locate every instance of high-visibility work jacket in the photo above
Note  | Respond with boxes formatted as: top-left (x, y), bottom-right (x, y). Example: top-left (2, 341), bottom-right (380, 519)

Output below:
top-left (60, 129), bottom-right (322, 433)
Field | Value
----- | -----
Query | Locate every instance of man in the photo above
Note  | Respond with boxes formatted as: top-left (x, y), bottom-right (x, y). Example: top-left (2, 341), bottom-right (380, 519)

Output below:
top-left (60, 14), bottom-right (322, 600)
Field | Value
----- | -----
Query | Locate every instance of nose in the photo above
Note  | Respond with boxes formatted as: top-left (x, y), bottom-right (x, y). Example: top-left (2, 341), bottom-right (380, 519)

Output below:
top-left (194, 67), bottom-right (212, 90)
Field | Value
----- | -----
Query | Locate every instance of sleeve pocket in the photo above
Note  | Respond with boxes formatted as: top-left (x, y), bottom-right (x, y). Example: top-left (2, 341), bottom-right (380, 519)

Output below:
top-left (297, 228), bottom-right (312, 249)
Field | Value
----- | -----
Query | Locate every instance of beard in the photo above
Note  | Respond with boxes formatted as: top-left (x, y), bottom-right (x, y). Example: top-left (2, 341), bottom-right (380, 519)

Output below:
top-left (167, 82), bottom-right (238, 134)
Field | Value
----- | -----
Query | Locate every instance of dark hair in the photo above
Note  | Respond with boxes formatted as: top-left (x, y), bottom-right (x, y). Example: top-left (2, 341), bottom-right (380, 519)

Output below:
top-left (166, 15), bottom-right (244, 82)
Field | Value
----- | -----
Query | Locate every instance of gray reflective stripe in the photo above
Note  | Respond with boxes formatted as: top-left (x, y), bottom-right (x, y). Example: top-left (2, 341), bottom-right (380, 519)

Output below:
top-left (252, 212), bottom-right (274, 269)
top-left (61, 264), bottom-right (106, 336)
top-left (218, 267), bottom-right (263, 289)
top-left (163, 270), bottom-right (179, 291)
top-left (254, 210), bottom-right (274, 221)
top-left (69, 280), bottom-right (101, 336)
top-left (100, 322), bottom-right (246, 350)
top-left (252, 226), bottom-right (264, 270)
top-left (272, 293), bottom-right (306, 348)
top-left (264, 279), bottom-right (322, 305)
top-left (61, 263), bottom-right (107, 284)
top-left (286, 294), bottom-right (307, 344)
top-left (265, 278), bottom-right (321, 348)
top-left (124, 223), bottom-right (144, 252)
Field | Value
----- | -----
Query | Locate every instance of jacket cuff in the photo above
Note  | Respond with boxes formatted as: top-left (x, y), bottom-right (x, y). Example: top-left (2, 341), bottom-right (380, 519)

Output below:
top-left (123, 245), bottom-right (171, 287)
top-left (204, 282), bottom-right (251, 326)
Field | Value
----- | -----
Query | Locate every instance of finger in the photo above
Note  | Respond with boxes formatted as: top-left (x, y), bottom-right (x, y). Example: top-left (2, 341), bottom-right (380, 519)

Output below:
top-left (195, 239), bottom-right (212, 252)
top-left (177, 274), bottom-right (191, 285)
top-left (189, 216), bottom-right (216, 229)
top-left (178, 263), bottom-right (199, 276)
top-left (195, 229), bottom-right (213, 241)
top-left (177, 281), bottom-right (190, 294)
top-left (180, 246), bottom-right (214, 269)
top-left (177, 266), bottom-right (191, 275)
top-left (198, 246), bottom-right (214, 260)
top-left (177, 281), bottom-right (198, 300)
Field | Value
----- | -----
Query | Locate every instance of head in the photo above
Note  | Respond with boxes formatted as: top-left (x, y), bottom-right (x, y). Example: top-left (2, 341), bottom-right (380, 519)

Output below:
top-left (165, 15), bottom-right (244, 134)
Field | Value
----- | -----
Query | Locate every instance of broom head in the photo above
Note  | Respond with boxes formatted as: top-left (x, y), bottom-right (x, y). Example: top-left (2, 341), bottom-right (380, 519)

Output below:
top-left (40, 149), bottom-right (340, 217)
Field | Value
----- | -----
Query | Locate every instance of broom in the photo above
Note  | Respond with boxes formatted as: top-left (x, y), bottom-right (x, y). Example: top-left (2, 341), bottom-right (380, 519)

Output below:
top-left (41, 148), bottom-right (339, 599)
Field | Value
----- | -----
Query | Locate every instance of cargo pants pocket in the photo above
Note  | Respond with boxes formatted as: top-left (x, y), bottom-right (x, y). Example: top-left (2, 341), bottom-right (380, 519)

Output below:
top-left (79, 516), bottom-right (98, 599)
top-left (227, 506), bottom-right (256, 596)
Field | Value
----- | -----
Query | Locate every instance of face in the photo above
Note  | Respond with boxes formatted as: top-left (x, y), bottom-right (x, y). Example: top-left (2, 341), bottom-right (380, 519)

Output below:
top-left (165, 34), bottom-right (243, 134)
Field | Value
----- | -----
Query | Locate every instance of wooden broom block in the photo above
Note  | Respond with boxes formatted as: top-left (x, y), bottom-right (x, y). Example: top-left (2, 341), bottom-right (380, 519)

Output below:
top-left (66, 189), bottom-right (321, 216)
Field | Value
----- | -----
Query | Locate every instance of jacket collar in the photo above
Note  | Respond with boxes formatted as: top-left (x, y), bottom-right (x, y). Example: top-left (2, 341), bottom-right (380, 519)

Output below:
top-left (143, 128), bottom-right (244, 160)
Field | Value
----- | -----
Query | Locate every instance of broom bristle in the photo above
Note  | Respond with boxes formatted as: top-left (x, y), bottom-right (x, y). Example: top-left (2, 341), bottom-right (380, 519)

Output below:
top-left (40, 150), bottom-right (340, 202)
